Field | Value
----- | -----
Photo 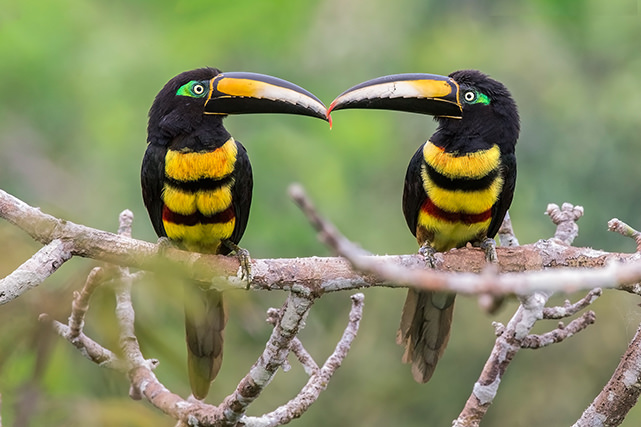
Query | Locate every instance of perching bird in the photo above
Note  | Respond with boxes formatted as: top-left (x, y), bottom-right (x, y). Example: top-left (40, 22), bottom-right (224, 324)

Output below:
top-left (328, 70), bottom-right (519, 383)
top-left (142, 67), bottom-right (327, 399)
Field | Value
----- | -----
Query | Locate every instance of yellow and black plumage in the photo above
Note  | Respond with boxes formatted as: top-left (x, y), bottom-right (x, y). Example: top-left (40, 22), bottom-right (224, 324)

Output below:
top-left (142, 67), bottom-right (327, 399)
top-left (329, 70), bottom-right (519, 383)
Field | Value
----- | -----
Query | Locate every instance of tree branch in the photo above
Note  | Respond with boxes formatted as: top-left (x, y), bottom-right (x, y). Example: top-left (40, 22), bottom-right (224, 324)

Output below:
top-left (38, 314), bottom-right (124, 370)
top-left (498, 211), bottom-right (519, 247)
top-left (451, 289), bottom-right (600, 427)
top-left (450, 203), bottom-right (591, 426)
top-left (609, 218), bottom-right (641, 253)
top-left (542, 288), bottom-right (602, 319)
top-left (68, 267), bottom-right (108, 339)
top-left (242, 293), bottom-right (364, 426)
top-left (573, 321), bottom-right (641, 427)
top-left (0, 239), bottom-right (72, 304)
top-left (220, 291), bottom-right (316, 425)
top-left (266, 308), bottom-right (318, 376)
top-left (545, 202), bottom-right (584, 244)
top-left (287, 184), bottom-right (641, 298)
top-left (3, 188), bottom-right (641, 303)
top-left (4, 185), bottom-right (641, 426)
top-left (520, 310), bottom-right (597, 348)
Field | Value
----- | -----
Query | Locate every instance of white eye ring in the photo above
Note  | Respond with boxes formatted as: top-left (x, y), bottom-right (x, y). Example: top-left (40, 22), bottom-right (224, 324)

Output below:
top-left (464, 91), bottom-right (476, 102)
top-left (193, 84), bottom-right (205, 95)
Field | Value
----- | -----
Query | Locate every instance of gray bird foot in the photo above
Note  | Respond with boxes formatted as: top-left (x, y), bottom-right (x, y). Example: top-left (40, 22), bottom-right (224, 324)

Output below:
top-left (418, 243), bottom-right (437, 269)
top-left (223, 240), bottom-right (253, 289)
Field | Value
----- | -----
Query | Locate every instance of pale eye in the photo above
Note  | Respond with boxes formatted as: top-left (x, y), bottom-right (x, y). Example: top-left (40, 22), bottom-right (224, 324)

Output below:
top-left (464, 91), bottom-right (476, 102)
top-left (193, 84), bottom-right (205, 95)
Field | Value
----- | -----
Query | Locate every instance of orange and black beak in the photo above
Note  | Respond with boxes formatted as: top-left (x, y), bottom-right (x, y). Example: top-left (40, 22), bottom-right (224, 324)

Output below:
top-left (204, 72), bottom-right (328, 121)
top-left (328, 73), bottom-right (463, 120)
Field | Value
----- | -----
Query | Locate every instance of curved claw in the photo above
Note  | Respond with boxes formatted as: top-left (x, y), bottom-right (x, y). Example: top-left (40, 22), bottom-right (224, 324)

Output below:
top-left (418, 243), bottom-right (437, 269)
top-left (480, 238), bottom-right (498, 263)
top-left (223, 240), bottom-right (253, 288)
top-left (156, 236), bottom-right (176, 255)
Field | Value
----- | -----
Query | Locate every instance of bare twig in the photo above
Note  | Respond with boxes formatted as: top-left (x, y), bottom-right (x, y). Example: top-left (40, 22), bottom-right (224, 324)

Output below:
top-left (453, 288), bottom-right (599, 427)
top-left (115, 272), bottom-right (151, 368)
top-left (0, 239), bottom-right (73, 305)
top-left (545, 202), bottom-right (584, 245)
top-left (267, 308), bottom-right (319, 376)
top-left (220, 291), bottom-right (316, 425)
top-left (542, 288), bottom-right (602, 319)
top-left (453, 293), bottom-right (548, 427)
top-left (609, 218), bottom-right (641, 253)
top-left (520, 310), bottom-right (597, 348)
top-left (118, 209), bottom-right (134, 238)
top-left (452, 201), bottom-right (592, 427)
top-left (133, 289), bottom-right (362, 427)
top-left (288, 184), bottom-right (368, 258)
top-left (39, 314), bottom-right (125, 370)
top-left (573, 321), bottom-right (641, 427)
top-left (289, 338), bottom-right (319, 377)
top-left (39, 212), bottom-right (191, 421)
top-left (112, 210), bottom-right (161, 397)
top-left (68, 267), bottom-right (109, 338)
top-left (498, 212), bottom-right (519, 247)
top-left (243, 293), bottom-right (365, 427)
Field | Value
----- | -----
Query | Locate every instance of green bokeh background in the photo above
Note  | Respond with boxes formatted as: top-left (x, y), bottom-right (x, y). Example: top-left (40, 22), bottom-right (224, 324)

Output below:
top-left (2, 1), bottom-right (641, 425)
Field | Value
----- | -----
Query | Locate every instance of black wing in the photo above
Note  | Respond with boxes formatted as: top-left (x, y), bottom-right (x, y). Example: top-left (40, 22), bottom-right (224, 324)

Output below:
top-left (141, 142), bottom-right (167, 238)
top-left (228, 139), bottom-right (253, 247)
top-left (487, 152), bottom-right (516, 239)
top-left (402, 143), bottom-right (427, 238)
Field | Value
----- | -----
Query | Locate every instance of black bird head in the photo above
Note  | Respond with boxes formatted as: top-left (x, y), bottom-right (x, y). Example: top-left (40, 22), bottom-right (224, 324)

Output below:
top-left (148, 67), bottom-right (328, 144)
top-left (328, 69), bottom-right (519, 152)
top-left (439, 70), bottom-right (520, 153)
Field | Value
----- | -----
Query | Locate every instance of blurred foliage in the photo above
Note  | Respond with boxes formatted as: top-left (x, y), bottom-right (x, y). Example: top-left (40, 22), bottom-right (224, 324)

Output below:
top-left (2, 0), bottom-right (641, 425)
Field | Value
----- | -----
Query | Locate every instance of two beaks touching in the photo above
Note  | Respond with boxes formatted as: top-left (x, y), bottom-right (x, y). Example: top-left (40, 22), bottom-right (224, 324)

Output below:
top-left (170, 69), bottom-right (467, 125)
